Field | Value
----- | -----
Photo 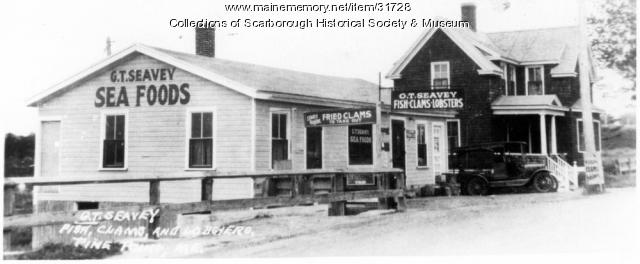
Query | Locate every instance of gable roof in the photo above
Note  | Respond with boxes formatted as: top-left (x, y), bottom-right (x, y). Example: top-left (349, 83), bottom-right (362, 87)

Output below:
top-left (148, 46), bottom-right (380, 104)
top-left (387, 27), bottom-right (504, 79)
top-left (387, 26), bottom-right (597, 80)
top-left (27, 44), bottom-right (380, 107)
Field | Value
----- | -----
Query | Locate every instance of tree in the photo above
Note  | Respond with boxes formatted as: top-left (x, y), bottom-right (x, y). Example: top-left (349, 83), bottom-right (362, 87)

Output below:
top-left (588, 0), bottom-right (636, 92)
top-left (4, 133), bottom-right (35, 177)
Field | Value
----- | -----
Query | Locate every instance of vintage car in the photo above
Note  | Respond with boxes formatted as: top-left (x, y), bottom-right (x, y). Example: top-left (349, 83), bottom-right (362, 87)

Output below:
top-left (450, 141), bottom-right (558, 195)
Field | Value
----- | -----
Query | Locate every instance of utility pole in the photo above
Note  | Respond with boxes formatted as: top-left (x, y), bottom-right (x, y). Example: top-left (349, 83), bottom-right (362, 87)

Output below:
top-left (577, 0), bottom-right (604, 194)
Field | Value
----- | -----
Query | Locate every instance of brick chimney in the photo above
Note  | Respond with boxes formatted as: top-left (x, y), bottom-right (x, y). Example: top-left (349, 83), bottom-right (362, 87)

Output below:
top-left (461, 3), bottom-right (477, 32)
top-left (195, 27), bottom-right (215, 57)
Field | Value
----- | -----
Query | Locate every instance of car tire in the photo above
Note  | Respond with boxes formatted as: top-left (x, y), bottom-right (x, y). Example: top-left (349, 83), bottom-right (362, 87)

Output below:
top-left (532, 171), bottom-right (557, 193)
top-left (466, 177), bottom-right (488, 196)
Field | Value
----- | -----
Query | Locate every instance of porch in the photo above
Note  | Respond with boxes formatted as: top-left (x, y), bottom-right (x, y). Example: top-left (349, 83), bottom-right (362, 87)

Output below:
top-left (491, 95), bottom-right (578, 190)
top-left (492, 95), bottom-right (568, 156)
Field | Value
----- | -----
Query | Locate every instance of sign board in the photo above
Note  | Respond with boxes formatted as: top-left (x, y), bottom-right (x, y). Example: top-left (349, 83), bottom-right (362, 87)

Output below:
top-left (584, 152), bottom-right (605, 185)
top-left (346, 174), bottom-right (375, 186)
top-left (304, 108), bottom-right (376, 127)
top-left (391, 89), bottom-right (464, 110)
top-left (405, 129), bottom-right (416, 138)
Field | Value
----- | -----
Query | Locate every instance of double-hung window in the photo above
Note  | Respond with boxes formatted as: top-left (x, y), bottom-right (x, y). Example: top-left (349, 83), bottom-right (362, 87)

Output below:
top-left (526, 66), bottom-right (544, 95)
top-left (501, 62), bottom-right (508, 95)
top-left (430, 61), bottom-right (450, 89)
top-left (446, 120), bottom-right (460, 168)
top-left (102, 113), bottom-right (126, 169)
top-left (271, 112), bottom-right (289, 166)
top-left (189, 111), bottom-right (214, 168)
top-left (417, 123), bottom-right (427, 167)
top-left (577, 119), bottom-right (601, 152)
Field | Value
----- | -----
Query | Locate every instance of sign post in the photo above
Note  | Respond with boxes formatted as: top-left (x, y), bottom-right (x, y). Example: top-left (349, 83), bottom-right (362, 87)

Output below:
top-left (578, 0), bottom-right (604, 194)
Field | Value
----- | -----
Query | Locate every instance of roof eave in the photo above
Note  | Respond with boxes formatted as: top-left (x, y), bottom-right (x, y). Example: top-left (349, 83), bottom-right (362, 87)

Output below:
top-left (386, 27), bottom-right (503, 80)
top-left (477, 69), bottom-right (503, 76)
top-left (551, 72), bottom-right (578, 78)
top-left (27, 44), bottom-right (261, 107)
top-left (258, 91), bottom-right (377, 108)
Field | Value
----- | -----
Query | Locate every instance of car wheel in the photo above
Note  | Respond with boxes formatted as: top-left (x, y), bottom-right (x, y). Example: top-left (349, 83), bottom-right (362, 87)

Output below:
top-left (532, 171), bottom-right (557, 193)
top-left (466, 177), bottom-right (488, 196)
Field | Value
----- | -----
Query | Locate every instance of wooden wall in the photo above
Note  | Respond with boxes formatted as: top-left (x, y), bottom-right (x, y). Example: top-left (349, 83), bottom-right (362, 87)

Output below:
top-left (36, 54), bottom-right (253, 203)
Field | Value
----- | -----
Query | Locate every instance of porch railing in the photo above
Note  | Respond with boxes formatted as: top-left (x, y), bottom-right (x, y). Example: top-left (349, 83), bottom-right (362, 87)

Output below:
top-left (507, 153), bottom-right (578, 191)
top-left (546, 155), bottom-right (578, 191)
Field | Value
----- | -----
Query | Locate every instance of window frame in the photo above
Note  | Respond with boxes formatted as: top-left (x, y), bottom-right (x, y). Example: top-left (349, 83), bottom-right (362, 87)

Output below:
top-left (576, 119), bottom-right (602, 153)
top-left (416, 121), bottom-right (428, 168)
top-left (430, 61), bottom-right (451, 89)
top-left (446, 119), bottom-right (461, 150)
top-left (509, 64), bottom-right (517, 96)
top-left (525, 65), bottom-right (545, 95)
top-left (431, 121), bottom-right (446, 176)
top-left (501, 62), bottom-right (508, 95)
top-left (269, 108), bottom-right (292, 169)
top-left (348, 123), bottom-right (375, 166)
top-left (98, 110), bottom-right (129, 171)
top-left (185, 107), bottom-right (217, 171)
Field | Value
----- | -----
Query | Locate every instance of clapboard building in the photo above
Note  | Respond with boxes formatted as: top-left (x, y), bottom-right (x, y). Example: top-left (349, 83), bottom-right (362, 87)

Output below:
top-left (27, 27), bottom-right (457, 228)
top-left (387, 3), bottom-right (602, 168)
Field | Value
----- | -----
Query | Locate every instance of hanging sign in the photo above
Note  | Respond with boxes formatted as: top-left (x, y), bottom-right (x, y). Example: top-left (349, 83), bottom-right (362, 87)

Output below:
top-left (391, 89), bottom-right (464, 110)
top-left (304, 107), bottom-right (376, 127)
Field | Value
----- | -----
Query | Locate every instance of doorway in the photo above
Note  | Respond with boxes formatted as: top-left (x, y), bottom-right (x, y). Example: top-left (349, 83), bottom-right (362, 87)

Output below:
top-left (40, 120), bottom-right (61, 193)
top-left (432, 122), bottom-right (445, 176)
top-left (391, 120), bottom-right (405, 169)
top-left (306, 127), bottom-right (322, 169)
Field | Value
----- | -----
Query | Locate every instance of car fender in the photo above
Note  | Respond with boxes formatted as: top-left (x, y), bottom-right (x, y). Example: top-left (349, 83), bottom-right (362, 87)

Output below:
top-left (528, 169), bottom-right (559, 185)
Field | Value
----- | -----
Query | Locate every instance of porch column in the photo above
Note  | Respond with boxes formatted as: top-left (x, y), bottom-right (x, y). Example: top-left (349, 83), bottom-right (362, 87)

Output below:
top-left (539, 113), bottom-right (547, 155)
top-left (550, 115), bottom-right (557, 154)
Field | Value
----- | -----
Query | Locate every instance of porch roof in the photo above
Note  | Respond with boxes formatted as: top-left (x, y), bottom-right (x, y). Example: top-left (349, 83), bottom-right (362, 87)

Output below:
top-left (491, 95), bottom-right (568, 115)
top-left (570, 98), bottom-right (605, 114)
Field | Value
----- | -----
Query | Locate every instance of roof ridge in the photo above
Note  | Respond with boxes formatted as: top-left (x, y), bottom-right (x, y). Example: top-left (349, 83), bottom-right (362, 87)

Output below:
top-left (145, 44), bottom-right (374, 84)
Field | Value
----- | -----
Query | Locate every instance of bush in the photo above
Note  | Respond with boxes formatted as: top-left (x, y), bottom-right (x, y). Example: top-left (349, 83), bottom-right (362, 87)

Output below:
top-left (7, 242), bottom-right (122, 260)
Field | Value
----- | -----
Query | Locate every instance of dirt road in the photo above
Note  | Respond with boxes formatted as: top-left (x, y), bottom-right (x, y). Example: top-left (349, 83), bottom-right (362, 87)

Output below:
top-left (116, 188), bottom-right (638, 258)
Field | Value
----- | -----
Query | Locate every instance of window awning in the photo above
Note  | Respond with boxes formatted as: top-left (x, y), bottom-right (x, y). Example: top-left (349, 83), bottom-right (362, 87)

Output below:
top-left (570, 98), bottom-right (605, 114)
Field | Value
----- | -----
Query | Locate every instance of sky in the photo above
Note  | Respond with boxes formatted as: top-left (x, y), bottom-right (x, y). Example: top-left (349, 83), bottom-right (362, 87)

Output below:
top-left (0, 0), bottom-right (623, 135)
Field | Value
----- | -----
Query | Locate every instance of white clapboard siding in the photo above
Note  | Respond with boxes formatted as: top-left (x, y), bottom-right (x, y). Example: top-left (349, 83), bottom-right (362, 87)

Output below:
top-left (37, 54), bottom-right (253, 203)
top-left (253, 101), bottom-right (351, 171)
top-left (401, 118), bottom-right (447, 187)
top-left (323, 126), bottom-right (349, 169)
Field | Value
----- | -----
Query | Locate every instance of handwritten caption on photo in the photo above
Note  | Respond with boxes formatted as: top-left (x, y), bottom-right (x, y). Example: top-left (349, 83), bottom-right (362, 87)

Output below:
top-left (58, 208), bottom-right (254, 250)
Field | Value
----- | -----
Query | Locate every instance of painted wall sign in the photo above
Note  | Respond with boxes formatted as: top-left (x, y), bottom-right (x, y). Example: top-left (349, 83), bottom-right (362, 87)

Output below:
top-left (304, 108), bottom-right (376, 127)
top-left (391, 89), bottom-right (464, 110)
top-left (95, 67), bottom-right (191, 107)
